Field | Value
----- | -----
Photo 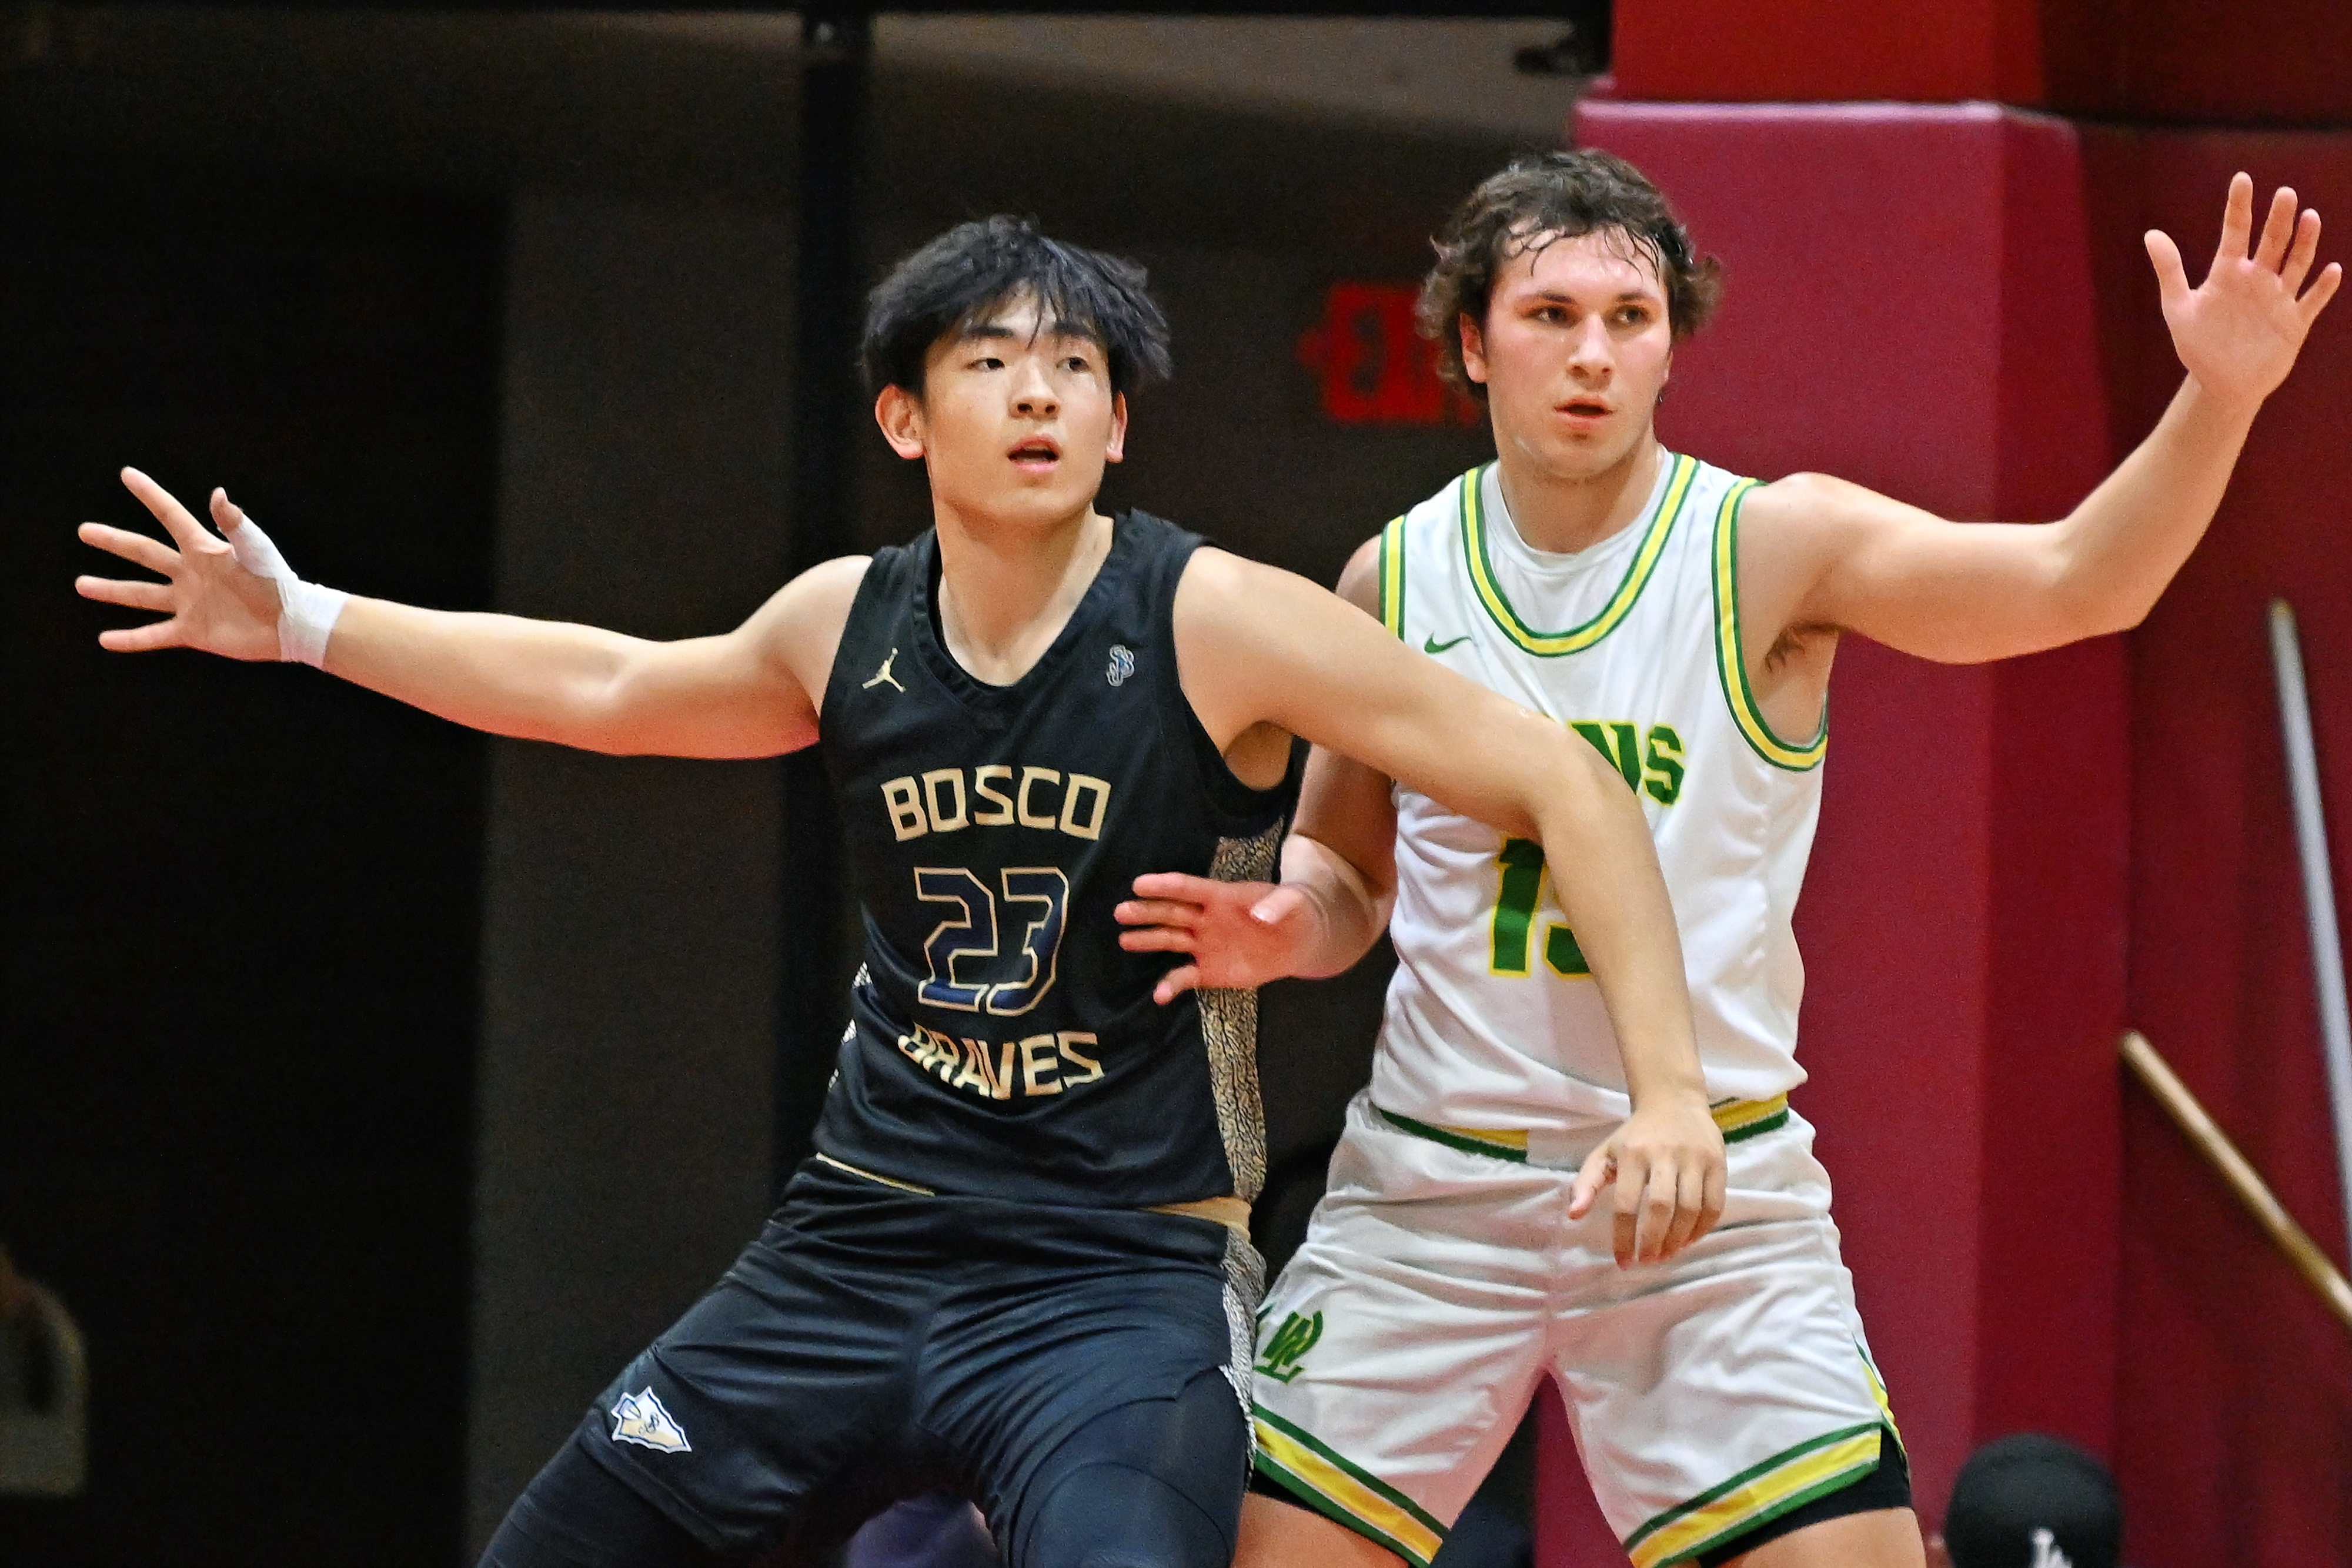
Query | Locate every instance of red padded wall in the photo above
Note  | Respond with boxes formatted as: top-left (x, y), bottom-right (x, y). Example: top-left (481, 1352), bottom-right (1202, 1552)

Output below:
top-left (2081, 127), bottom-right (2352, 1568)
top-left (1611, 0), bottom-right (2352, 126)
top-left (1532, 103), bottom-right (2132, 1566)
top-left (1612, 0), bottom-right (2046, 106)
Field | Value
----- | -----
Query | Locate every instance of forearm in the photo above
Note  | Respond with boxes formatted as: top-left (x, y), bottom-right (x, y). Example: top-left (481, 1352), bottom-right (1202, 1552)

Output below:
top-left (1529, 762), bottom-right (1706, 1108)
top-left (2053, 377), bottom-right (2259, 633)
top-left (321, 596), bottom-right (650, 750)
top-left (1277, 833), bottom-right (1392, 977)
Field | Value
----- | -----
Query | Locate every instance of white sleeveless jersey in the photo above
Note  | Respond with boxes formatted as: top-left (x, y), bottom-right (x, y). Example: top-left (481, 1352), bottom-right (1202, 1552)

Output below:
top-left (1369, 454), bottom-right (1826, 1129)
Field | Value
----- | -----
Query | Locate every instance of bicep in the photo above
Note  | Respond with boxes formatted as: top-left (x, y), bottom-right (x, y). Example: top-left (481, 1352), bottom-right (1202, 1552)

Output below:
top-left (602, 555), bottom-right (867, 758)
top-left (1182, 555), bottom-right (1581, 839)
top-left (1291, 534), bottom-right (1398, 890)
top-left (1768, 476), bottom-right (2078, 664)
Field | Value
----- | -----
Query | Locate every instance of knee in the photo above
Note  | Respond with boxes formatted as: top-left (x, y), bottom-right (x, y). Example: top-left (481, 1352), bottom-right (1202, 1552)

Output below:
top-left (1020, 1460), bottom-right (1235, 1568)
top-left (477, 1436), bottom-right (719, 1568)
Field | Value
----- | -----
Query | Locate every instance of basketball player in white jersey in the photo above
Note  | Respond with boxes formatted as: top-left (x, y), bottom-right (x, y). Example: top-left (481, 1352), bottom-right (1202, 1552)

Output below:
top-left (1117, 156), bottom-right (2337, 1568)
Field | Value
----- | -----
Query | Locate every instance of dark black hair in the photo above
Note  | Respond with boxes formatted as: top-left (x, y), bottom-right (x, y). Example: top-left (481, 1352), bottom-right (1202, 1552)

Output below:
top-left (860, 216), bottom-right (1173, 400)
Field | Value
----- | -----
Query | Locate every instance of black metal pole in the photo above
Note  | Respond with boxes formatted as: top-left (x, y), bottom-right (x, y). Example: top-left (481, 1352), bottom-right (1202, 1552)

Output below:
top-left (774, 4), bottom-right (870, 1193)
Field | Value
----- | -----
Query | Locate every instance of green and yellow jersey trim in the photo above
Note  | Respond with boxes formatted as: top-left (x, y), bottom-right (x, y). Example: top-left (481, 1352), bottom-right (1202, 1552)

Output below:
top-left (1458, 454), bottom-right (1695, 657)
top-left (1710, 478), bottom-right (1828, 771)
top-left (1378, 514), bottom-right (1408, 637)
top-left (1622, 1423), bottom-right (1885, 1568)
top-left (1252, 1406), bottom-right (1448, 1568)
top-left (1377, 1095), bottom-right (1789, 1162)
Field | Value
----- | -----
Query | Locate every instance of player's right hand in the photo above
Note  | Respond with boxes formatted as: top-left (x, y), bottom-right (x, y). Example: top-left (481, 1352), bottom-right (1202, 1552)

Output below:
top-left (1567, 1092), bottom-right (1728, 1269)
top-left (76, 468), bottom-right (283, 659)
top-left (1116, 873), bottom-right (1325, 1003)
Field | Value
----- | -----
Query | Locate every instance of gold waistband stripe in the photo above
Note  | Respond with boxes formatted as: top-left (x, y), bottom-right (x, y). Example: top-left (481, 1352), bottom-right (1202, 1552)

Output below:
top-left (1378, 1094), bottom-right (1792, 1164)
top-left (814, 1153), bottom-right (1251, 1236)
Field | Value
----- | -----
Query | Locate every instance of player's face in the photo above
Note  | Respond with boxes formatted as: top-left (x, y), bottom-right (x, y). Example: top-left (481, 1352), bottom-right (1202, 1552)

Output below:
top-left (877, 292), bottom-right (1128, 533)
top-left (1461, 229), bottom-right (1673, 482)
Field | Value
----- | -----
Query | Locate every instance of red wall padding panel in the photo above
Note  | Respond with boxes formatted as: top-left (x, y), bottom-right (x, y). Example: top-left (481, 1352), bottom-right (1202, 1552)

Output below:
top-left (2082, 127), bottom-right (2352, 1568)
top-left (1611, 0), bottom-right (2352, 127)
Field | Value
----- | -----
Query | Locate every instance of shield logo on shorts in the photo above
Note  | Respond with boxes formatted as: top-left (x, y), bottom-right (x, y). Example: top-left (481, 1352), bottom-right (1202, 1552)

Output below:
top-left (610, 1388), bottom-right (692, 1454)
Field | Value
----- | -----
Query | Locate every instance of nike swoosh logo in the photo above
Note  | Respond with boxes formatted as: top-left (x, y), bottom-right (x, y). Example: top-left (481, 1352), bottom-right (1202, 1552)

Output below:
top-left (1423, 634), bottom-right (1472, 654)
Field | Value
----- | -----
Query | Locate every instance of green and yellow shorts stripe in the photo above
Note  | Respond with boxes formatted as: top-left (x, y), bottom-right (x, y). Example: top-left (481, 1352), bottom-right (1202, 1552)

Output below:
top-left (1622, 1423), bottom-right (1887, 1568)
top-left (1375, 1093), bottom-right (1790, 1164)
top-left (1252, 1406), bottom-right (1449, 1568)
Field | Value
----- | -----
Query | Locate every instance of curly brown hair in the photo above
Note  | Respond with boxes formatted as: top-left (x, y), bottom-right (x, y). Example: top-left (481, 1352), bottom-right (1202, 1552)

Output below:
top-left (1419, 150), bottom-right (1723, 400)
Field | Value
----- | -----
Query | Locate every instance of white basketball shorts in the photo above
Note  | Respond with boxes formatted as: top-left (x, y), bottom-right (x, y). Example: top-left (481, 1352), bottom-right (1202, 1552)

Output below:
top-left (1250, 1092), bottom-right (1901, 1568)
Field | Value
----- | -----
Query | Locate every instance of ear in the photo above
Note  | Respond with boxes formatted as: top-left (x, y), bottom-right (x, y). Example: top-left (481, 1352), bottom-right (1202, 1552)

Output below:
top-left (1458, 312), bottom-right (1491, 388)
top-left (874, 385), bottom-right (927, 460)
top-left (1104, 392), bottom-right (1130, 464)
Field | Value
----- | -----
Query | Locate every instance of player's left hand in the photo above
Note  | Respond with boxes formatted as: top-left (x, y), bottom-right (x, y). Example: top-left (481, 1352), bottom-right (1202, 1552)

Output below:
top-left (1568, 1093), bottom-right (1727, 1268)
top-left (1116, 873), bottom-right (1325, 1004)
top-left (2146, 173), bottom-right (2341, 412)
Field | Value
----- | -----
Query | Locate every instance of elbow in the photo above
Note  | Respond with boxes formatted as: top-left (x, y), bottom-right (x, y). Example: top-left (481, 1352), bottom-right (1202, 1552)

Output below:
top-left (2044, 530), bottom-right (2156, 643)
top-left (1522, 726), bottom-right (1633, 839)
top-left (552, 662), bottom-right (645, 754)
top-left (2056, 584), bottom-right (2156, 643)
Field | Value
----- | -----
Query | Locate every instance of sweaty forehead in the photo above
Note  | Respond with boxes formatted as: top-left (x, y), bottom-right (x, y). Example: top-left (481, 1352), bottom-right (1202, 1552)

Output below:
top-left (1498, 229), bottom-right (1666, 298)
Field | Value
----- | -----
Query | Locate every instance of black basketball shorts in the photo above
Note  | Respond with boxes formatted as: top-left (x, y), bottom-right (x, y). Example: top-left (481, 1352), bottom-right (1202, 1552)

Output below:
top-left (489, 1160), bottom-right (1259, 1568)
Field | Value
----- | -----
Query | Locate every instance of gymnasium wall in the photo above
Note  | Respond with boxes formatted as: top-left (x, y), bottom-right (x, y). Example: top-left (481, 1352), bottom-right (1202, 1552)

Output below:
top-left (0, 156), bottom-right (502, 1566)
top-left (2100, 129), bottom-right (2352, 1568)
top-left (1532, 5), bottom-right (2352, 1564)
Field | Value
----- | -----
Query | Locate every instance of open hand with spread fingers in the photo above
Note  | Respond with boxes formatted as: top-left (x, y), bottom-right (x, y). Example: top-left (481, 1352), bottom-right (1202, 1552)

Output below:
top-left (1115, 872), bottom-right (1326, 1005)
top-left (2147, 172), bottom-right (2342, 413)
top-left (76, 468), bottom-right (285, 660)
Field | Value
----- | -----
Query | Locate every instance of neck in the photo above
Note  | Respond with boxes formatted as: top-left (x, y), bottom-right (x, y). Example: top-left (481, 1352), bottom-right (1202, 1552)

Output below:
top-left (932, 494), bottom-right (1114, 686)
top-left (1492, 431), bottom-right (1665, 555)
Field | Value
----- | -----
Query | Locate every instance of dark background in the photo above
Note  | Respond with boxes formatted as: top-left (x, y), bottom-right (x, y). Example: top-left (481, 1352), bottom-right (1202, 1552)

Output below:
top-left (4, 159), bottom-right (502, 1559)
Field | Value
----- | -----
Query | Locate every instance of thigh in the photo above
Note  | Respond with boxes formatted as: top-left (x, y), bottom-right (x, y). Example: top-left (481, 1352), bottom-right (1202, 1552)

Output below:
top-left (1250, 1106), bottom-right (1559, 1568)
top-left (573, 1195), bottom-right (933, 1560)
top-left (1720, 1506), bottom-right (1923, 1568)
top-left (1234, 1490), bottom-right (1406, 1568)
top-left (1552, 1118), bottom-right (1903, 1568)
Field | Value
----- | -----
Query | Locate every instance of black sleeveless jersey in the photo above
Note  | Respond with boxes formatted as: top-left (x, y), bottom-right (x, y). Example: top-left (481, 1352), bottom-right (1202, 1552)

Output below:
top-left (808, 511), bottom-right (1298, 1211)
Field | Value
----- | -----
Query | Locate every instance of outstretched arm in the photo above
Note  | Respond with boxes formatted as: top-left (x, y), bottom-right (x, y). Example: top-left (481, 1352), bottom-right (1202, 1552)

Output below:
top-left (1745, 174), bottom-right (2340, 664)
top-left (76, 469), bottom-right (862, 757)
top-left (1171, 547), bottom-right (1724, 1264)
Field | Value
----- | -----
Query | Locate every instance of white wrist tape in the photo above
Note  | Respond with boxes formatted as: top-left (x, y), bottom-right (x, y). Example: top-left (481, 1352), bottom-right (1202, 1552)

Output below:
top-left (226, 514), bottom-right (348, 667)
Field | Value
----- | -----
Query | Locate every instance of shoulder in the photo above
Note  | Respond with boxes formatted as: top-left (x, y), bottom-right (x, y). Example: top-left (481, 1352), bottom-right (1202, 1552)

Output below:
top-left (759, 553), bottom-right (873, 631)
top-left (743, 553), bottom-right (873, 677)
top-left (1171, 546), bottom-right (1348, 643)
top-left (1726, 472), bottom-right (1904, 583)
top-left (1738, 471), bottom-right (1886, 537)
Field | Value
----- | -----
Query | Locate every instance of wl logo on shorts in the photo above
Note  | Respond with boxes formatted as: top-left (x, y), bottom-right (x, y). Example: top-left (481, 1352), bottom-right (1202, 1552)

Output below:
top-left (1253, 1311), bottom-right (1323, 1384)
top-left (610, 1388), bottom-right (691, 1454)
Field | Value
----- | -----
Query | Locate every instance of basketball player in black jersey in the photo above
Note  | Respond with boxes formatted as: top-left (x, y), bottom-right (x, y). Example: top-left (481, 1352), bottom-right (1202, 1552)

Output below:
top-left (74, 218), bottom-right (1729, 1568)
